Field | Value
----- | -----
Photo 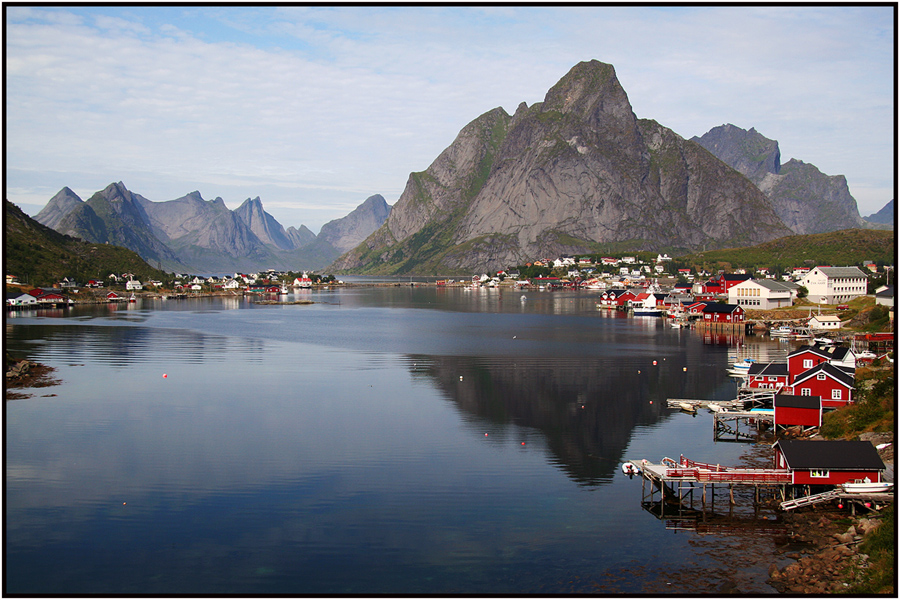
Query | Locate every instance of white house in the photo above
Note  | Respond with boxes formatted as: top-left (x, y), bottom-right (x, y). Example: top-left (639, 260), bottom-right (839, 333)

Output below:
top-left (801, 266), bottom-right (868, 305)
top-left (728, 279), bottom-right (798, 310)
top-left (6, 292), bottom-right (37, 307)
top-left (126, 279), bottom-right (143, 291)
top-left (809, 315), bottom-right (842, 330)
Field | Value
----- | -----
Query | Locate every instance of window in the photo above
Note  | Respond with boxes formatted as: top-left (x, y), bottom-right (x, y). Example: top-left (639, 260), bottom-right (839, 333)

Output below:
top-left (803, 359), bottom-right (814, 369)
top-left (832, 389), bottom-right (842, 400)
top-left (817, 373), bottom-right (827, 380)
top-left (810, 470), bottom-right (830, 478)
top-left (801, 388), bottom-right (812, 396)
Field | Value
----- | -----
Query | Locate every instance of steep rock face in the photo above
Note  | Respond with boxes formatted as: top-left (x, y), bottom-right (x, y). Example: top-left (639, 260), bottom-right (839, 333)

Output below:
top-left (318, 194), bottom-right (391, 253)
top-left (286, 225), bottom-right (317, 248)
top-left (692, 124), bottom-right (864, 234)
top-left (332, 60), bottom-right (791, 274)
top-left (234, 197), bottom-right (295, 250)
top-left (55, 182), bottom-right (184, 270)
top-left (689, 124), bottom-right (780, 183)
top-left (34, 187), bottom-right (84, 230)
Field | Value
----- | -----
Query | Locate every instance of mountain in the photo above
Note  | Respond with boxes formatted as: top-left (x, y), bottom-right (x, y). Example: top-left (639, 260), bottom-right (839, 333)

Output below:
top-left (5, 200), bottom-right (169, 287)
top-left (34, 186), bottom-right (85, 230)
top-left (234, 197), bottom-right (295, 250)
top-left (286, 225), bottom-right (317, 248)
top-left (864, 200), bottom-right (894, 226)
top-left (53, 182), bottom-right (186, 271)
top-left (299, 194), bottom-right (392, 267)
top-left (318, 195), bottom-right (391, 253)
top-left (135, 190), bottom-right (280, 272)
top-left (691, 124), bottom-right (866, 234)
top-left (331, 60), bottom-right (792, 275)
top-left (34, 183), bottom-right (390, 273)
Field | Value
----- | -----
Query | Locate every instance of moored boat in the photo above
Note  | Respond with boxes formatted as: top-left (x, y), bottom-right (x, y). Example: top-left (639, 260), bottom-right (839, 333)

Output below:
top-left (841, 481), bottom-right (893, 494)
top-left (679, 402), bottom-right (696, 413)
top-left (621, 462), bottom-right (641, 476)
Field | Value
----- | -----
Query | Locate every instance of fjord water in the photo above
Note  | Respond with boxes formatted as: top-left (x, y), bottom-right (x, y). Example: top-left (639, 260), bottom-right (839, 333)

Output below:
top-left (6, 287), bottom-right (781, 594)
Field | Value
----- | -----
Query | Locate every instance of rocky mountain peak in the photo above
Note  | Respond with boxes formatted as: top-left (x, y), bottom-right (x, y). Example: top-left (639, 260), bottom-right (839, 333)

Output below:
top-left (693, 124), bottom-right (864, 234)
top-left (35, 186), bottom-right (84, 230)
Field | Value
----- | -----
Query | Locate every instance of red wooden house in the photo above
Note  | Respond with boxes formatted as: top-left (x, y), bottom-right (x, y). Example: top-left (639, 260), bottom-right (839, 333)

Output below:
top-left (787, 362), bottom-right (854, 408)
top-left (747, 362), bottom-right (790, 390)
top-left (773, 440), bottom-right (885, 486)
top-left (700, 303), bottom-right (745, 323)
top-left (787, 345), bottom-right (832, 378)
top-left (773, 394), bottom-right (822, 431)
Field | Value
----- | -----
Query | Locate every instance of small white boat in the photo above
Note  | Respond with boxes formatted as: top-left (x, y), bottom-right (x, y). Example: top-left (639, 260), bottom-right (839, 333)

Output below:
top-left (727, 358), bottom-right (756, 377)
top-left (841, 481), bottom-right (894, 494)
top-left (679, 402), bottom-right (696, 413)
top-left (770, 326), bottom-right (793, 337)
top-left (621, 462), bottom-right (641, 476)
top-left (706, 402), bottom-right (723, 413)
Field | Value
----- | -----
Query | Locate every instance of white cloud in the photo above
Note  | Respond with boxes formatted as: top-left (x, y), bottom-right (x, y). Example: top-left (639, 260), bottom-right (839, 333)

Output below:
top-left (5, 5), bottom-right (894, 231)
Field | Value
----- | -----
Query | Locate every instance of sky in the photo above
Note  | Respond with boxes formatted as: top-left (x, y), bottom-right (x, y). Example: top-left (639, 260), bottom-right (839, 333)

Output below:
top-left (5, 5), bottom-right (895, 234)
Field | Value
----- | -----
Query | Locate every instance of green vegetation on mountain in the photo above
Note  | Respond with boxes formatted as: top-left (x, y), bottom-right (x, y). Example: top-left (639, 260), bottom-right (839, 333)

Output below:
top-left (5, 200), bottom-right (169, 287)
top-left (679, 229), bottom-right (894, 272)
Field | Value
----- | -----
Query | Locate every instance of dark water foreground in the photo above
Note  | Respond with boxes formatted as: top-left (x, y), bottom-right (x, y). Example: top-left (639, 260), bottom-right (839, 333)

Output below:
top-left (6, 288), bottom-right (791, 594)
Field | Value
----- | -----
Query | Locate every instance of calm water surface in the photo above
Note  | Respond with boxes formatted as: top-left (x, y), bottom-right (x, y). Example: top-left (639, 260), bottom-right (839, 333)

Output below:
top-left (6, 288), bottom-right (792, 594)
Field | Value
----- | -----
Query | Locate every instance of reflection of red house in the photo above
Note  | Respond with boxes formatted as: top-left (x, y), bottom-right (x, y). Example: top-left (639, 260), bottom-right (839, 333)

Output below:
top-left (774, 395), bottom-right (822, 430)
top-left (773, 440), bottom-right (885, 486)
top-left (787, 362), bottom-right (854, 408)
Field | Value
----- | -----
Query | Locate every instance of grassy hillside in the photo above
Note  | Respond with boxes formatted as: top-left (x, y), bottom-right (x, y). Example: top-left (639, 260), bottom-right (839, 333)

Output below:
top-left (679, 229), bottom-right (894, 271)
top-left (5, 200), bottom-right (170, 288)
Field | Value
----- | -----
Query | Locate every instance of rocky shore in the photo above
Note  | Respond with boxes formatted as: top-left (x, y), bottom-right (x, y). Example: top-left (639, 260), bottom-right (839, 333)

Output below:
top-left (769, 510), bottom-right (886, 593)
top-left (5, 356), bottom-right (60, 399)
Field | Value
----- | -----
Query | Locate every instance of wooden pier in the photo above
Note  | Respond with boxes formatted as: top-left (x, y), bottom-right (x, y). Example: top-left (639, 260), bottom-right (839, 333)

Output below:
top-left (629, 455), bottom-right (792, 517)
top-left (713, 410), bottom-right (774, 441)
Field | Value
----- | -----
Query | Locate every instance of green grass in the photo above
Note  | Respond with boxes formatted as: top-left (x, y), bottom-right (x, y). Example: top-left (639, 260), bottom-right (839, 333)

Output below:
top-left (849, 509), bottom-right (895, 594)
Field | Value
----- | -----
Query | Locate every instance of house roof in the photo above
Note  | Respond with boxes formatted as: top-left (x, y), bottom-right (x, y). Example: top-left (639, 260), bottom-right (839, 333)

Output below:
top-left (788, 345), bottom-right (832, 360)
top-left (748, 362), bottom-right (789, 377)
top-left (775, 440), bottom-right (884, 471)
top-left (875, 286), bottom-right (894, 298)
top-left (774, 395), bottom-right (821, 409)
top-left (792, 362), bottom-right (855, 388)
top-left (701, 303), bottom-right (743, 313)
top-left (810, 315), bottom-right (842, 323)
top-left (748, 279), bottom-right (797, 292)
top-left (811, 266), bottom-right (868, 278)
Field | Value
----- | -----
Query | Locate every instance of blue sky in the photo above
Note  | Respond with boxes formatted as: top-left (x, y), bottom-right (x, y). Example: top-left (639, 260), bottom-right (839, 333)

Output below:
top-left (5, 5), bottom-right (895, 233)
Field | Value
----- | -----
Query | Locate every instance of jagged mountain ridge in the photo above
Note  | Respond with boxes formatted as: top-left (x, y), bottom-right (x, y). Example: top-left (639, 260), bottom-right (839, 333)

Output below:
top-left (691, 124), bottom-right (867, 234)
top-left (332, 60), bottom-right (793, 275)
top-left (34, 183), bottom-right (390, 273)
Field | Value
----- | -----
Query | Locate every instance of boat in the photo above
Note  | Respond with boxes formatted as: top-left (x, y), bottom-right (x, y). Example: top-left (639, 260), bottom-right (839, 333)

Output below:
top-left (841, 481), bottom-right (894, 494)
top-left (621, 462), bottom-right (641, 476)
top-left (769, 326), bottom-right (794, 337)
top-left (678, 402), bottom-right (696, 413)
top-left (727, 358), bottom-right (756, 376)
top-left (128, 294), bottom-right (136, 303)
top-left (706, 402), bottom-right (723, 413)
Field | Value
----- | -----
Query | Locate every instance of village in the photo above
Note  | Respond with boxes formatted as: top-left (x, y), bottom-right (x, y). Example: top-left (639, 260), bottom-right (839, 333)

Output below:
top-left (5, 252), bottom-right (895, 593)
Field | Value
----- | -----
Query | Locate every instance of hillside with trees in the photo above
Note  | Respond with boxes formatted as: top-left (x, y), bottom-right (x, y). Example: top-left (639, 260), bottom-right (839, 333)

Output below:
top-left (5, 200), bottom-right (169, 288)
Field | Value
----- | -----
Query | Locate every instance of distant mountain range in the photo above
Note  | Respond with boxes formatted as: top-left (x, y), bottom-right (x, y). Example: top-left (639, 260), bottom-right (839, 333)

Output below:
top-left (30, 59), bottom-right (890, 276)
top-left (34, 183), bottom-right (390, 273)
